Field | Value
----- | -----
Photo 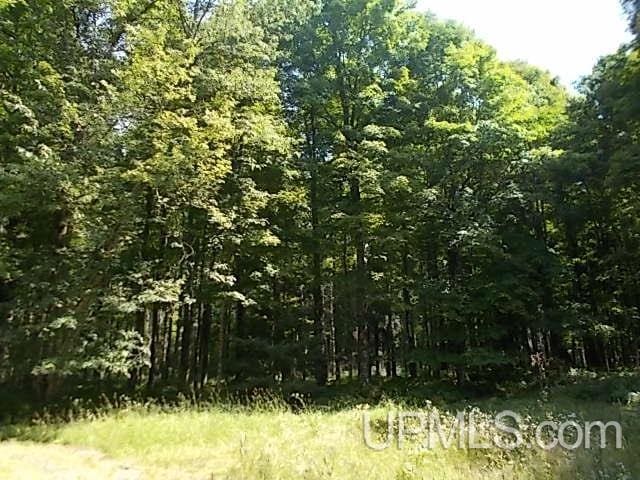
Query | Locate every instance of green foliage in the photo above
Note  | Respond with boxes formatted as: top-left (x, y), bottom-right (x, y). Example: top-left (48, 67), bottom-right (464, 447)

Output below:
top-left (0, 0), bottom-right (637, 402)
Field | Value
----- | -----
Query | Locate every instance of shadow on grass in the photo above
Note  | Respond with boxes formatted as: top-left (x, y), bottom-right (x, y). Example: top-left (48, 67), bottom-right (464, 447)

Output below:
top-left (0, 422), bottom-right (61, 443)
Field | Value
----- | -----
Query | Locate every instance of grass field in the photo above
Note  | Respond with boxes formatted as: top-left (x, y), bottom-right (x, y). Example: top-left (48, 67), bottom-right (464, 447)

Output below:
top-left (1, 378), bottom-right (640, 479)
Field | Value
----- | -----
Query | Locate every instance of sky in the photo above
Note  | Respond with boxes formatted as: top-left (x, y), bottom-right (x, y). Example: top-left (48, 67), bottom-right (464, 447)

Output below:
top-left (415, 0), bottom-right (633, 88)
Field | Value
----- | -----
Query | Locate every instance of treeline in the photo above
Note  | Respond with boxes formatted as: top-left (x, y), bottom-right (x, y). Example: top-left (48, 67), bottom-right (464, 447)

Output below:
top-left (0, 0), bottom-right (638, 397)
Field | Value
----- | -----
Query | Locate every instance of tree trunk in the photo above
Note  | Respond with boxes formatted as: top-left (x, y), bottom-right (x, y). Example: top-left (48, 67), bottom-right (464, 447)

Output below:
top-left (147, 305), bottom-right (159, 390)
top-left (199, 303), bottom-right (212, 388)
top-left (179, 302), bottom-right (193, 386)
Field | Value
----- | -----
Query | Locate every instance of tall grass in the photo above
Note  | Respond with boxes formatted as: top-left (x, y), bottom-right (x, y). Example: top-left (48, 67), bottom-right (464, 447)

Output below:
top-left (2, 389), bottom-right (639, 479)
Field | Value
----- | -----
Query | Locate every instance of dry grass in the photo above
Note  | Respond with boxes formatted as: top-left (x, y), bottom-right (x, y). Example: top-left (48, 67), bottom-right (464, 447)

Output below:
top-left (0, 441), bottom-right (142, 480)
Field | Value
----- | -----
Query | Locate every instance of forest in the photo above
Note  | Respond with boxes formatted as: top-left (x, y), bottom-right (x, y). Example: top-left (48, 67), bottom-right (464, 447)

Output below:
top-left (2, 1), bottom-right (640, 478)
top-left (1, 0), bottom-right (640, 414)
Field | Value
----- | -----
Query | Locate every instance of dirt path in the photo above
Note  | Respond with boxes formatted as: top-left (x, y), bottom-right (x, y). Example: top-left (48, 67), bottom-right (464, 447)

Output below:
top-left (0, 441), bottom-right (144, 480)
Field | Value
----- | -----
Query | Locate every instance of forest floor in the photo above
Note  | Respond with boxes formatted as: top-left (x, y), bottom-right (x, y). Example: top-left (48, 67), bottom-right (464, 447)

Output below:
top-left (1, 375), bottom-right (640, 479)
